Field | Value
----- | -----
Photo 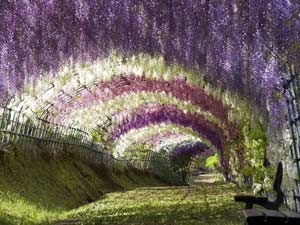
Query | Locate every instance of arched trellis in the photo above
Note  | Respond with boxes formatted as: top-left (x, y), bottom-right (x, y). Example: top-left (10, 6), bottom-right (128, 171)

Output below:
top-left (0, 1), bottom-right (298, 216)
top-left (41, 75), bottom-right (229, 122)
top-left (30, 73), bottom-right (239, 174)
top-left (7, 54), bottom-right (267, 179)
top-left (113, 124), bottom-right (216, 172)
top-left (112, 123), bottom-right (216, 155)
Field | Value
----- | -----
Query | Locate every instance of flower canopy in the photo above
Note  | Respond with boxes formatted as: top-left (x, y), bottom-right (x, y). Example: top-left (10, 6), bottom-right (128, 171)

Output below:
top-left (5, 54), bottom-right (254, 175)
top-left (1, 0), bottom-right (299, 177)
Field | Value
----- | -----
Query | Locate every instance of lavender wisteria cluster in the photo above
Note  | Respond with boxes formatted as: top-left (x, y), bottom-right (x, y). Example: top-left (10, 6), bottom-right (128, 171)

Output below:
top-left (169, 141), bottom-right (212, 160)
top-left (1, 0), bottom-right (299, 180)
top-left (110, 103), bottom-right (231, 171)
top-left (1, 1), bottom-right (299, 122)
top-left (168, 141), bottom-right (214, 179)
top-left (51, 75), bottom-right (229, 124)
top-left (111, 103), bottom-right (225, 150)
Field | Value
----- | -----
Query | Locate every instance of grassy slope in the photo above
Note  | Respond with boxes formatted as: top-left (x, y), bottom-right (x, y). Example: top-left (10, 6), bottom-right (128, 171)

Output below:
top-left (0, 144), bottom-right (164, 225)
top-left (65, 174), bottom-right (245, 225)
top-left (0, 143), bottom-right (246, 225)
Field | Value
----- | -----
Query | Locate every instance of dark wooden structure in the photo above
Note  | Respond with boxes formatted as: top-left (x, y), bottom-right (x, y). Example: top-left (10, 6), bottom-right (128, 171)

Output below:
top-left (234, 162), bottom-right (300, 224)
top-left (235, 162), bottom-right (284, 210)
top-left (242, 208), bottom-right (300, 225)
top-left (283, 68), bottom-right (300, 211)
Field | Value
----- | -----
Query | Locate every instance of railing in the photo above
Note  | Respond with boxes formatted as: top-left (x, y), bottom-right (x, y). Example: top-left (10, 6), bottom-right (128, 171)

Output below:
top-left (0, 106), bottom-right (115, 166)
top-left (0, 106), bottom-right (182, 184)
top-left (283, 66), bottom-right (300, 212)
top-left (0, 107), bottom-right (92, 149)
top-left (124, 149), bottom-right (184, 184)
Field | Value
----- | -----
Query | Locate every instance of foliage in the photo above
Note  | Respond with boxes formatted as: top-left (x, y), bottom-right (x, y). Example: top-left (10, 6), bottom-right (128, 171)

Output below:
top-left (205, 153), bottom-right (221, 171)
top-left (242, 137), bottom-right (274, 193)
top-left (1, 0), bottom-right (298, 99)
top-left (1, 0), bottom-right (298, 129)
top-left (1, 0), bottom-right (295, 183)
top-left (111, 103), bottom-right (226, 150)
top-left (113, 123), bottom-right (204, 156)
top-left (165, 141), bottom-right (212, 182)
top-left (122, 143), bottom-right (149, 159)
top-left (1, 1), bottom-right (299, 221)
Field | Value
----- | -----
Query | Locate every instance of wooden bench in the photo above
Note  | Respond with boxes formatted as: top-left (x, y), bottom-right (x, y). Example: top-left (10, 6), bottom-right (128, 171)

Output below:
top-left (234, 162), bottom-right (300, 224)
top-left (243, 208), bottom-right (300, 225)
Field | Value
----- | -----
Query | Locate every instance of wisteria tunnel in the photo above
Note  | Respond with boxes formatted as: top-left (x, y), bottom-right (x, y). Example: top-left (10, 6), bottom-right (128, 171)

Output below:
top-left (0, 1), bottom-right (300, 225)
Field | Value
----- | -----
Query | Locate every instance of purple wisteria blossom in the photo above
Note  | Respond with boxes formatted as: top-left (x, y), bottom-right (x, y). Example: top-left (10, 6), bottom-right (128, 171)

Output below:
top-left (170, 141), bottom-right (213, 160)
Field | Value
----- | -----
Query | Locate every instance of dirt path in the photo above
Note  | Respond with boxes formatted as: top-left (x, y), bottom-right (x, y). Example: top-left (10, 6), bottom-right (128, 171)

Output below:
top-left (54, 173), bottom-right (245, 225)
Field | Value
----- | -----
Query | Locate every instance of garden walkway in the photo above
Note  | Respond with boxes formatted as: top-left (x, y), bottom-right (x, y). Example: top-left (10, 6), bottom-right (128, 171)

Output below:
top-left (58, 173), bottom-right (245, 225)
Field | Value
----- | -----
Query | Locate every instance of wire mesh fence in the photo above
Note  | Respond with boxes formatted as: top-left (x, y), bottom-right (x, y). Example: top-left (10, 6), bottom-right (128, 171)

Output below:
top-left (0, 107), bottom-right (89, 149)
top-left (0, 106), bottom-right (183, 184)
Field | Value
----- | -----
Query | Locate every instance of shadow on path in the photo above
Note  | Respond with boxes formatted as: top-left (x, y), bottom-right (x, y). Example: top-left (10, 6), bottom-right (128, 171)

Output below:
top-left (53, 173), bottom-right (245, 225)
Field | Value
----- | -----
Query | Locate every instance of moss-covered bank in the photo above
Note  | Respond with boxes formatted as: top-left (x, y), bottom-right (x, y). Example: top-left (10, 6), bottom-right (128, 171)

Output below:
top-left (0, 144), bottom-right (164, 225)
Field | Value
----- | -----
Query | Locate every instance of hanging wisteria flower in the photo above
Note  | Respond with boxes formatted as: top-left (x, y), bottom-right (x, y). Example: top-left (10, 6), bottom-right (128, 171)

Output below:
top-left (169, 141), bottom-right (213, 160)
top-left (2, 0), bottom-right (297, 179)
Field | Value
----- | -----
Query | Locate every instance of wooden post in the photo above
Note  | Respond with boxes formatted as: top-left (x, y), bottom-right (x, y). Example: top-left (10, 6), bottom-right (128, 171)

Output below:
top-left (0, 107), bottom-right (7, 150)
top-left (6, 108), bottom-right (14, 144)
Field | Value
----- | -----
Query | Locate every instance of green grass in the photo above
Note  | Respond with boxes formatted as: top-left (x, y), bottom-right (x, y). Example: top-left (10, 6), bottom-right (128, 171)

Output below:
top-left (0, 191), bottom-right (62, 225)
top-left (0, 144), bottom-right (247, 225)
top-left (0, 144), bottom-right (165, 225)
top-left (65, 175), bottom-right (245, 225)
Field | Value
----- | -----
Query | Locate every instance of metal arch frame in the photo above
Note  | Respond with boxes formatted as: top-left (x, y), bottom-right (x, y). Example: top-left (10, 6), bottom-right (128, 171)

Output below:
top-left (39, 76), bottom-right (131, 120)
top-left (37, 77), bottom-right (233, 142)
top-left (283, 65), bottom-right (300, 212)
top-left (30, 76), bottom-right (234, 170)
